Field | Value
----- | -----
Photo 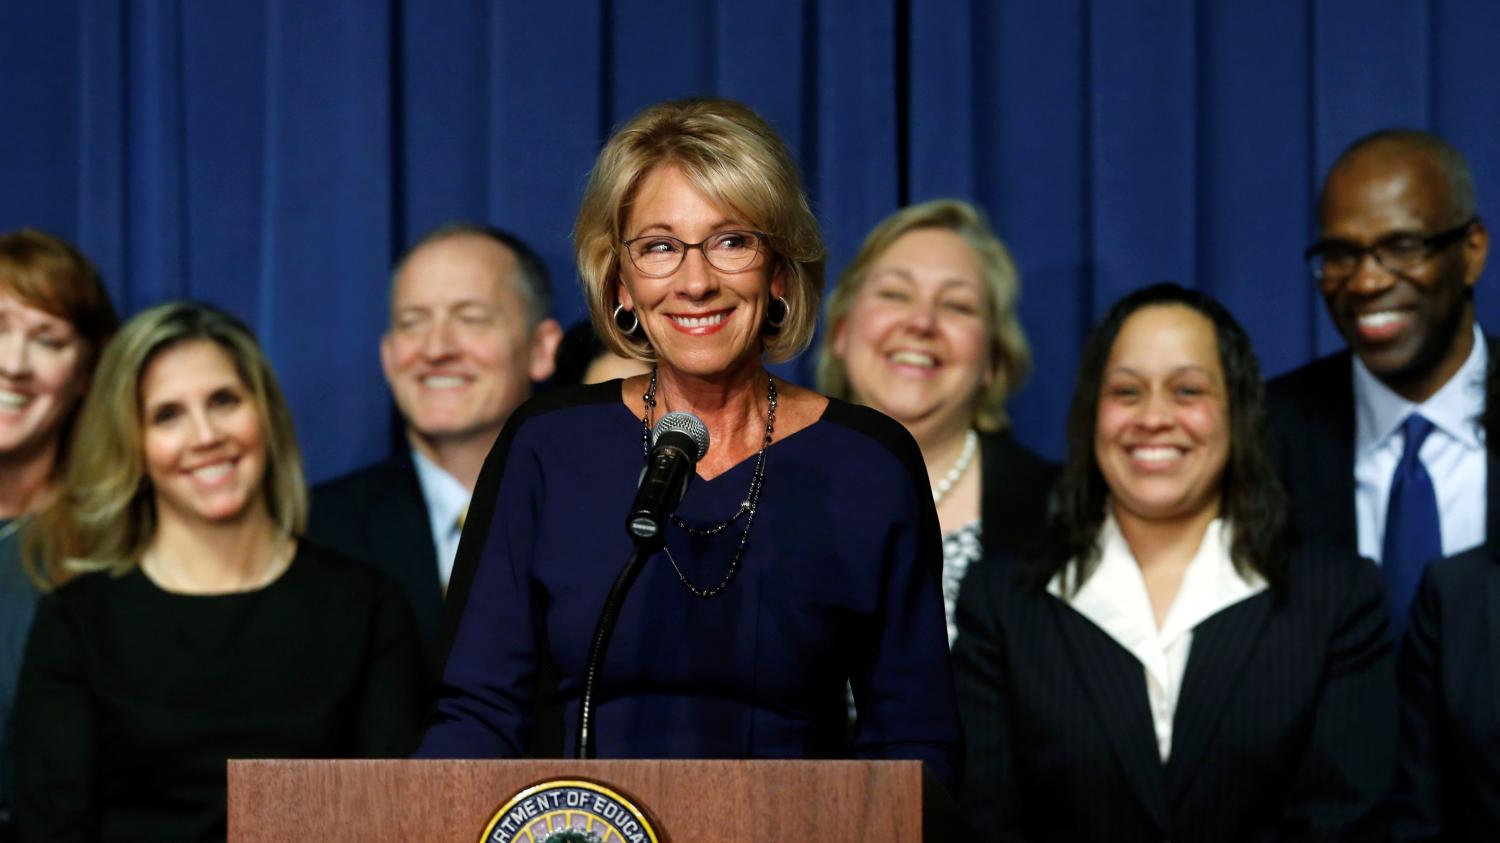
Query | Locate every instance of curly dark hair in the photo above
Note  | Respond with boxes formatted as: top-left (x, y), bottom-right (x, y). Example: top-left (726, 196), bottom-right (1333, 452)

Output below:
top-left (1024, 282), bottom-right (1292, 595)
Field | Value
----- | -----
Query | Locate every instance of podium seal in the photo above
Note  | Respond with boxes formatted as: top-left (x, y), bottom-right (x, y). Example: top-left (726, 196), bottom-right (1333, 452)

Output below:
top-left (479, 779), bottom-right (660, 843)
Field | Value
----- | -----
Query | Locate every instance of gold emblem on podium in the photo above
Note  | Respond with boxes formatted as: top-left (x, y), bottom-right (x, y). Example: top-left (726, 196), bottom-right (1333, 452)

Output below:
top-left (479, 779), bottom-right (660, 843)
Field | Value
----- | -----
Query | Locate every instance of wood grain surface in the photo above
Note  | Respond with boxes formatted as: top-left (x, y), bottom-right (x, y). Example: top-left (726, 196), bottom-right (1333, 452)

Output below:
top-left (227, 758), bottom-right (925, 842)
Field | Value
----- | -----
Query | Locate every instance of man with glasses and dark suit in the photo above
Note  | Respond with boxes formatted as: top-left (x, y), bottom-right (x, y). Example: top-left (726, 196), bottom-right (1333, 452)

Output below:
top-left (1273, 132), bottom-right (1499, 837)
top-left (1268, 129), bottom-right (1491, 641)
top-left (1282, 135), bottom-right (1500, 843)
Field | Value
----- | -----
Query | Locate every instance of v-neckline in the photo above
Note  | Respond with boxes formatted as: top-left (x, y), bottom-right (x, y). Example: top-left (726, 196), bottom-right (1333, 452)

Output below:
top-left (611, 399), bottom-right (831, 483)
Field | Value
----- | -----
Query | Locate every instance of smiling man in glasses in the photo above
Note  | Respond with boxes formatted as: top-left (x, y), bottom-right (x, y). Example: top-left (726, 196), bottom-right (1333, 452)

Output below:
top-left (1268, 129), bottom-right (1490, 634)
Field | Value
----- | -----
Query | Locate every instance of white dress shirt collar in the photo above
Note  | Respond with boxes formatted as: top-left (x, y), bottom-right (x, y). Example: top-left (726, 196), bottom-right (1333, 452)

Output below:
top-left (1354, 324), bottom-right (1487, 455)
top-left (1048, 512), bottom-right (1267, 761)
top-left (410, 448), bottom-right (471, 589)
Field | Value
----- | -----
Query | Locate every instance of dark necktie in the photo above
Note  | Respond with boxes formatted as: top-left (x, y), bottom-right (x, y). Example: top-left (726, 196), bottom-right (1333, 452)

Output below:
top-left (1381, 413), bottom-right (1441, 639)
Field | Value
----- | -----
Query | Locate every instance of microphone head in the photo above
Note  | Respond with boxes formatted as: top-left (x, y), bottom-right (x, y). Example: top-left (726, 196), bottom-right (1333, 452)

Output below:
top-left (652, 412), bottom-right (710, 462)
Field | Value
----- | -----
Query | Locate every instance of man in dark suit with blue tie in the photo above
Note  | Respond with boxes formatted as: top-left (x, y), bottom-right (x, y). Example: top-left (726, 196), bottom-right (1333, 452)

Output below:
top-left (309, 224), bottom-right (562, 677)
top-left (1268, 130), bottom-right (1491, 638)
top-left (1267, 132), bottom-right (1500, 840)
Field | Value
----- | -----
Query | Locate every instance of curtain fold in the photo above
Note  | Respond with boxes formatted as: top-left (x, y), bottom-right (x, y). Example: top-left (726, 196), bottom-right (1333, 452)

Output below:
top-left (3, 1), bottom-right (1498, 478)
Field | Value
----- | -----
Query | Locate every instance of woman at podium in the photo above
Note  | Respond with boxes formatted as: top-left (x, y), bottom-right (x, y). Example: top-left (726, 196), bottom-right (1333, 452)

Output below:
top-left (418, 97), bottom-right (963, 791)
top-left (953, 284), bottom-right (1395, 839)
top-left (14, 303), bottom-right (424, 841)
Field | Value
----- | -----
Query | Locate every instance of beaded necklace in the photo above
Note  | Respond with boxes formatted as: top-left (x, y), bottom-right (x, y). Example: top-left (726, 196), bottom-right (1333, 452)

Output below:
top-left (931, 429), bottom-right (978, 506)
top-left (641, 366), bottom-right (776, 597)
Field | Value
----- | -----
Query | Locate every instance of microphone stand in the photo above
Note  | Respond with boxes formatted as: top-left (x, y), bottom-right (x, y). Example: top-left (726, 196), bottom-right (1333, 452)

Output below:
top-left (575, 538), bottom-right (655, 759)
top-left (577, 414), bottom-right (704, 759)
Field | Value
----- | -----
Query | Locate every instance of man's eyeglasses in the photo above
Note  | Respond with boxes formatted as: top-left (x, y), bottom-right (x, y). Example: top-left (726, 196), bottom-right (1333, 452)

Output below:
top-left (621, 230), bottom-right (767, 278)
top-left (1305, 218), bottom-right (1478, 285)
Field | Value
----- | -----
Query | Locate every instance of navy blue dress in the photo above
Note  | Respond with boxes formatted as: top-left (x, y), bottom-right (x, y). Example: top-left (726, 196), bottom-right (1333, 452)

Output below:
top-left (417, 383), bottom-right (963, 790)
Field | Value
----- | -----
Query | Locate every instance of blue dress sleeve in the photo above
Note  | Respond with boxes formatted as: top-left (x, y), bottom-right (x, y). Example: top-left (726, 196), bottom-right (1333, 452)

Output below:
top-left (846, 453), bottom-right (964, 792)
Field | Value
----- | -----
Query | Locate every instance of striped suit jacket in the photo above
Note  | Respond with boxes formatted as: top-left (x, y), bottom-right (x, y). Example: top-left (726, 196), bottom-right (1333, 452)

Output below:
top-left (953, 543), bottom-right (1396, 842)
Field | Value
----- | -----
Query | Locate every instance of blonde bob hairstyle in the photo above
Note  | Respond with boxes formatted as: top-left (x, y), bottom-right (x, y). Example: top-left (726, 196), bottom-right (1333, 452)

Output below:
top-left (574, 97), bottom-right (826, 364)
top-left (24, 302), bottom-right (308, 588)
top-left (816, 198), bottom-right (1033, 432)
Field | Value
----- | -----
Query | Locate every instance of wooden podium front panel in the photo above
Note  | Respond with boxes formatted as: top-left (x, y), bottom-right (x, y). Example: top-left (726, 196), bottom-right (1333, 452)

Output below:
top-left (228, 758), bottom-right (923, 842)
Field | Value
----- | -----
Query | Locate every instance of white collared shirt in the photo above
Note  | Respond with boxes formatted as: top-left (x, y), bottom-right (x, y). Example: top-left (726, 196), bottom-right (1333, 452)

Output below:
top-left (1353, 325), bottom-right (1488, 564)
top-left (1048, 514), bottom-right (1267, 762)
top-left (410, 449), bottom-right (472, 590)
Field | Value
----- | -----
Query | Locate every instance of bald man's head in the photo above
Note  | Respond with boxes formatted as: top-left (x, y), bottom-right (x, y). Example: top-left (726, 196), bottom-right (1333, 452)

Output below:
top-left (1312, 129), bottom-right (1487, 402)
top-left (1320, 129), bottom-right (1476, 225)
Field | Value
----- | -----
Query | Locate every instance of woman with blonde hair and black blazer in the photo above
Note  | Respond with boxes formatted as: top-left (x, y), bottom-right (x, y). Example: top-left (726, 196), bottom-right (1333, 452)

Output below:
top-left (818, 199), bottom-right (1055, 645)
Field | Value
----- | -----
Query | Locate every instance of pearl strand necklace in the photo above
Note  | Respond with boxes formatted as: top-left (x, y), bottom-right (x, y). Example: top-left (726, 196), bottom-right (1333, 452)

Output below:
top-left (932, 429), bottom-right (978, 506)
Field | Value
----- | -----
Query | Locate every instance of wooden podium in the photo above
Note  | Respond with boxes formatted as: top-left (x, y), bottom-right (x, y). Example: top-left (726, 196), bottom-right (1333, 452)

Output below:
top-left (228, 758), bottom-right (961, 841)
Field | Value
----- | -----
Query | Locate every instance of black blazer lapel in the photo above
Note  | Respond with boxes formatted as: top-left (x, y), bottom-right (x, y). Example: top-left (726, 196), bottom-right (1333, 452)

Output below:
top-left (370, 455), bottom-right (445, 651)
top-left (1270, 352), bottom-right (1358, 552)
top-left (1303, 358), bottom-right (1357, 550)
top-left (978, 432), bottom-right (1058, 558)
top-left (1486, 450), bottom-right (1499, 550)
top-left (1165, 593), bottom-right (1275, 807)
top-left (1052, 602), bottom-right (1171, 831)
top-left (1485, 338), bottom-right (1498, 544)
top-left (1488, 557), bottom-right (1500, 737)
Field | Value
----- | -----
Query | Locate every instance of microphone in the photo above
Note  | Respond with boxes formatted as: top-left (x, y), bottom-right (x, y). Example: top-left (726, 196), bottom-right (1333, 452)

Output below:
top-left (626, 412), bottom-right (710, 543)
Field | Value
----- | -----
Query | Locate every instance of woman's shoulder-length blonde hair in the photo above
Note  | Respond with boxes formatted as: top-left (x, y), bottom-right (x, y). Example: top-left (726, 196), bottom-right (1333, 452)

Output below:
top-left (24, 302), bottom-right (308, 588)
top-left (574, 97), bottom-right (826, 364)
top-left (816, 198), bottom-right (1033, 432)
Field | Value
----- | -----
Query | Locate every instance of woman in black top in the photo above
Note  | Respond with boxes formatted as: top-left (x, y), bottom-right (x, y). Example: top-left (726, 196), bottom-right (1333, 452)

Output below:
top-left (16, 303), bottom-right (423, 842)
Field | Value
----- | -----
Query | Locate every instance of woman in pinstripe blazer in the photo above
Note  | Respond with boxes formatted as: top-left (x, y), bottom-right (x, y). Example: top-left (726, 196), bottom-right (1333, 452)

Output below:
top-left (953, 283), bottom-right (1395, 841)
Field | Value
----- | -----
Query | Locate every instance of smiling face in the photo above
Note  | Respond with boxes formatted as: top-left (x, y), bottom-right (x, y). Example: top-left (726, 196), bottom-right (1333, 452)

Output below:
top-left (381, 234), bottom-right (555, 447)
top-left (832, 228), bottom-right (991, 439)
top-left (1095, 305), bottom-right (1230, 526)
top-left (0, 290), bottom-right (88, 463)
top-left (141, 340), bottom-right (268, 528)
top-left (1318, 147), bottom-right (1487, 399)
top-left (616, 164), bottom-right (781, 379)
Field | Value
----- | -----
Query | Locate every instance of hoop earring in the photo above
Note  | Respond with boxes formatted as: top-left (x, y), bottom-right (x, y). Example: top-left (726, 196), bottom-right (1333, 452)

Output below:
top-left (764, 295), bottom-right (790, 334)
top-left (613, 303), bottom-right (641, 337)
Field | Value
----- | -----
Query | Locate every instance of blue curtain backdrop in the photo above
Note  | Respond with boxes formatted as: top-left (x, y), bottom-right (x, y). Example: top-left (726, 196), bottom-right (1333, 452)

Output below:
top-left (3, 0), bottom-right (1499, 481)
